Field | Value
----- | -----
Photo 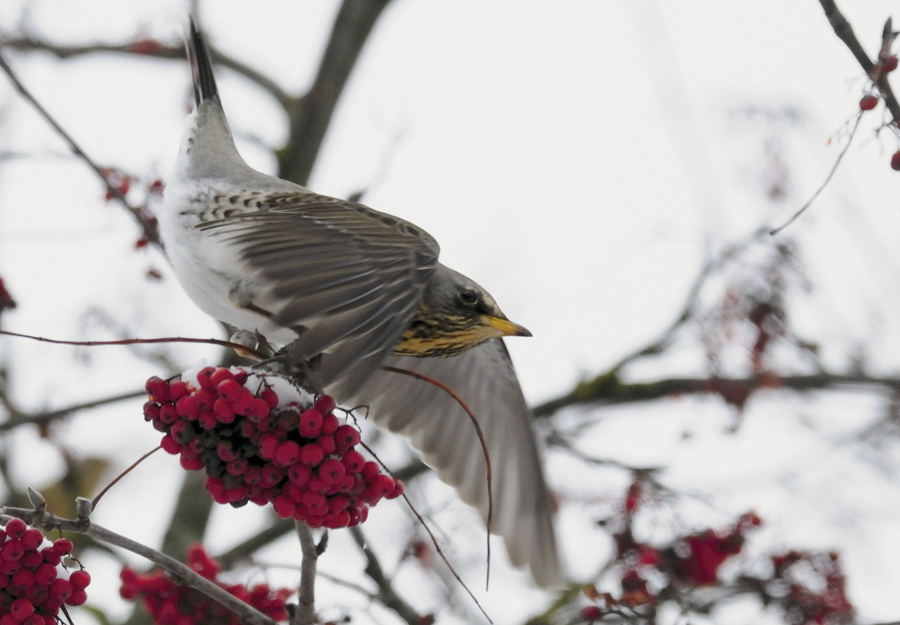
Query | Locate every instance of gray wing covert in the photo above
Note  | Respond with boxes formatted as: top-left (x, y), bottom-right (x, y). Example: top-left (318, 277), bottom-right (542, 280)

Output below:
top-left (197, 193), bottom-right (440, 387)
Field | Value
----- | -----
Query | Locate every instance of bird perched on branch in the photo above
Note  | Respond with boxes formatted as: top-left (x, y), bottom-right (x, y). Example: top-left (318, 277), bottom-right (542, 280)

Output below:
top-left (159, 19), bottom-right (561, 587)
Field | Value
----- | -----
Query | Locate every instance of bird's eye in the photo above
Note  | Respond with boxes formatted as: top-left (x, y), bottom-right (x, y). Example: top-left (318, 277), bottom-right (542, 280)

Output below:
top-left (458, 289), bottom-right (478, 306)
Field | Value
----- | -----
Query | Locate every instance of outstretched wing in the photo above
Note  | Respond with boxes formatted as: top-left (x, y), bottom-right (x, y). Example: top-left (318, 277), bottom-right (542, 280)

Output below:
top-left (330, 339), bottom-right (562, 587)
top-left (197, 192), bottom-right (440, 387)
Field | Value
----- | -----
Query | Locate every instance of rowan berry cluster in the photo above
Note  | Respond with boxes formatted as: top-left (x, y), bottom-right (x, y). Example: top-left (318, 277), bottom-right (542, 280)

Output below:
top-left (120, 544), bottom-right (291, 625)
top-left (0, 519), bottom-right (90, 625)
top-left (144, 366), bottom-right (403, 528)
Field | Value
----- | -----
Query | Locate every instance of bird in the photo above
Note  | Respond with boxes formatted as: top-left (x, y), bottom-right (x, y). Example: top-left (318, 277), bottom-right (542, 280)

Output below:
top-left (159, 19), bottom-right (562, 588)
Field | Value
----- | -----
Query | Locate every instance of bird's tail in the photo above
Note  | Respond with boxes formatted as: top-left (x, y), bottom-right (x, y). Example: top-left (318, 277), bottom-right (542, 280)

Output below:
top-left (187, 18), bottom-right (219, 106)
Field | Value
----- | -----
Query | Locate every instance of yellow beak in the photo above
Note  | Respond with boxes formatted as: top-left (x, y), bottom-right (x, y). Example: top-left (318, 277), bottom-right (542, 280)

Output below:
top-left (480, 315), bottom-right (533, 338)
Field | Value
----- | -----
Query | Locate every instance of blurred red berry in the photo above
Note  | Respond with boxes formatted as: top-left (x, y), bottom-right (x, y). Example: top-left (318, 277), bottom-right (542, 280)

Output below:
top-left (859, 95), bottom-right (878, 111)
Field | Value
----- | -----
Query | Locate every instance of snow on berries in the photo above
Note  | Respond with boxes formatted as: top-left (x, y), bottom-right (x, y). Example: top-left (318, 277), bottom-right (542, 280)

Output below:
top-left (120, 544), bottom-right (291, 625)
top-left (143, 366), bottom-right (404, 528)
top-left (0, 519), bottom-right (90, 624)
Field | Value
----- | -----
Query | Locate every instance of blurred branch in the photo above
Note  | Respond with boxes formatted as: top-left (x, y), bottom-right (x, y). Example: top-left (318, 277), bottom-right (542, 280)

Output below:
top-left (0, 49), bottom-right (161, 246)
top-left (277, 0), bottom-right (393, 186)
top-left (533, 371), bottom-right (900, 418)
top-left (0, 388), bottom-right (146, 431)
top-left (817, 0), bottom-right (900, 125)
top-left (349, 526), bottom-right (423, 625)
top-left (0, 36), bottom-right (293, 109)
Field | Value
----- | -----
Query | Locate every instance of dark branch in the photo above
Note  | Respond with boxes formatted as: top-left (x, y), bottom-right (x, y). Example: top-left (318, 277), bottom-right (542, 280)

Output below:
top-left (0, 388), bottom-right (146, 431)
top-left (349, 526), bottom-right (423, 625)
top-left (0, 36), bottom-right (293, 110)
top-left (533, 372), bottom-right (900, 418)
top-left (277, 0), bottom-right (393, 186)
top-left (817, 0), bottom-right (900, 125)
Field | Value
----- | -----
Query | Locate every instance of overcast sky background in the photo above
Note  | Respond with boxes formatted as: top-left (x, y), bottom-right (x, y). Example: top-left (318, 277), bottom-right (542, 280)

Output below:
top-left (2, 1), bottom-right (900, 624)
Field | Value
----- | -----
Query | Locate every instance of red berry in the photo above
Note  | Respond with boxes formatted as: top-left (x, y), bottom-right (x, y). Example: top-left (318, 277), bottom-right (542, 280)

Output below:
top-left (314, 395), bottom-right (336, 415)
top-left (273, 441), bottom-right (301, 468)
top-left (388, 480), bottom-right (405, 499)
top-left (886, 55), bottom-right (899, 72)
top-left (892, 150), bottom-right (900, 171)
top-left (317, 435), bottom-right (336, 455)
top-left (335, 425), bottom-right (361, 449)
top-left (53, 538), bottom-right (73, 554)
top-left (210, 367), bottom-right (236, 386)
top-left (167, 379), bottom-right (190, 401)
top-left (371, 475), bottom-right (395, 497)
top-left (145, 376), bottom-right (169, 402)
top-left (12, 569), bottom-right (34, 589)
top-left (299, 444), bottom-right (325, 467)
top-left (216, 379), bottom-right (243, 402)
top-left (232, 391), bottom-right (256, 416)
top-left (580, 606), bottom-right (602, 621)
top-left (342, 450), bottom-right (366, 473)
top-left (9, 598), bottom-right (33, 621)
top-left (20, 530), bottom-right (42, 551)
top-left (259, 387), bottom-right (279, 409)
top-left (248, 398), bottom-right (271, 420)
top-left (288, 464), bottom-right (311, 487)
top-left (175, 395), bottom-right (199, 419)
top-left (1, 540), bottom-right (24, 561)
top-left (361, 462), bottom-right (380, 483)
top-left (69, 569), bottom-right (91, 590)
top-left (160, 435), bottom-right (181, 454)
top-left (259, 434), bottom-right (280, 459)
top-left (321, 412), bottom-right (339, 435)
top-left (34, 564), bottom-right (57, 585)
top-left (860, 94), bottom-right (879, 111)
top-left (299, 409), bottom-right (323, 438)
top-left (142, 401), bottom-right (160, 421)
top-left (318, 459), bottom-right (345, 485)
top-left (272, 496), bottom-right (296, 518)
top-left (66, 587), bottom-right (87, 606)
top-left (196, 366), bottom-right (217, 390)
top-left (4, 519), bottom-right (26, 540)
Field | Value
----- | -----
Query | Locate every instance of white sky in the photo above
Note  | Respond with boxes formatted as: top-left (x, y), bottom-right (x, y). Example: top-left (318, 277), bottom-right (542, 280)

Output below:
top-left (2, 1), bottom-right (900, 624)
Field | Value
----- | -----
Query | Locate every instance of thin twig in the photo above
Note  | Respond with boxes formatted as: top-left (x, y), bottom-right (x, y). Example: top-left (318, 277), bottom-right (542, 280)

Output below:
top-left (0, 329), bottom-right (267, 360)
top-left (91, 447), bottom-right (161, 509)
top-left (357, 441), bottom-right (493, 624)
top-left (348, 526), bottom-right (427, 625)
top-left (769, 113), bottom-right (863, 235)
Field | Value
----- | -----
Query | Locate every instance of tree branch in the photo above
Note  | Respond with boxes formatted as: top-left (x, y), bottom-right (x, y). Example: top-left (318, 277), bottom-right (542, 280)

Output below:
top-left (294, 521), bottom-right (318, 625)
top-left (0, 388), bottom-right (146, 431)
top-left (533, 372), bottom-right (900, 418)
top-left (0, 502), bottom-right (276, 625)
top-left (277, 0), bottom-right (393, 186)
top-left (817, 0), bottom-right (900, 125)
top-left (349, 526), bottom-right (423, 625)
top-left (0, 36), bottom-right (293, 110)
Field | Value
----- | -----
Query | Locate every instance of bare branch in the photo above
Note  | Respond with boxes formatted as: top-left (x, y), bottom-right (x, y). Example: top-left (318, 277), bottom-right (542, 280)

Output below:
top-left (0, 505), bottom-right (277, 625)
top-left (0, 36), bottom-right (293, 109)
top-left (533, 372), bottom-right (900, 419)
top-left (349, 526), bottom-right (424, 625)
top-left (0, 50), bottom-right (161, 246)
top-left (0, 388), bottom-right (146, 432)
top-left (277, 0), bottom-right (393, 186)
top-left (817, 0), bottom-right (900, 125)
top-left (294, 521), bottom-right (319, 625)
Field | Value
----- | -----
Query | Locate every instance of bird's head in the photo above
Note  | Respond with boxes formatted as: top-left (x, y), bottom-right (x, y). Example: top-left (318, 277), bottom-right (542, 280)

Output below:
top-left (394, 264), bottom-right (531, 358)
